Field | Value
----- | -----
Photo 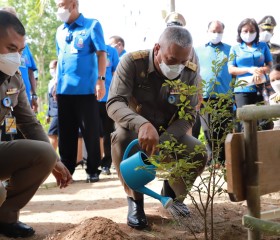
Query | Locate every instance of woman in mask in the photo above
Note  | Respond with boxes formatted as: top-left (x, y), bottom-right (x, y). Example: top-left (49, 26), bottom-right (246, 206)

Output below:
top-left (228, 18), bottom-right (273, 132)
top-left (269, 64), bottom-right (280, 129)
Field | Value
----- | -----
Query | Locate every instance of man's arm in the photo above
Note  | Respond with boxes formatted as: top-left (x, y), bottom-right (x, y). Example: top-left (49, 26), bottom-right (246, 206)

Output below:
top-left (95, 50), bottom-right (106, 100)
top-left (106, 53), bottom-right (149, 133)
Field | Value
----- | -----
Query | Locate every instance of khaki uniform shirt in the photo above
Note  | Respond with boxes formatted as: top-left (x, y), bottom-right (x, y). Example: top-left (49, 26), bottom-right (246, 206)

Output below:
top-left (270, 42), bottom-right (280, 64)
top-left (106, 49), bottom-right (199, 141)
top-left (0, 72), bottom-right (48, 142)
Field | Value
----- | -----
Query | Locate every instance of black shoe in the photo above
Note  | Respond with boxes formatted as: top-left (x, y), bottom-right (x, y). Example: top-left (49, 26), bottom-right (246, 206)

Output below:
top-left (0, 221), bottom-right (35, 238)
top-left (127, 197), bottom-right (148, 229)
top-left (86, 172), bottom-right (100, 183)
top-left (161, 180), bottom-right (176, 199)
top-left (101, 167), bottom-right (111, 175)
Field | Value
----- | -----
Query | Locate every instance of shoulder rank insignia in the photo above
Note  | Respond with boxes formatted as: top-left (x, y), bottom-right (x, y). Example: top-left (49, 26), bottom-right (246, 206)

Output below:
top-left (131, 50), bottom-right (149, 60)
top-left (185, 60), bottom-right (197, 72)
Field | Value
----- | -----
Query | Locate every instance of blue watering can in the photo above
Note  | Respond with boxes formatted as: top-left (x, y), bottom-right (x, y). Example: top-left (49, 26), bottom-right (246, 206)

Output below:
top-left (120, 139), bottom-right (173, 209)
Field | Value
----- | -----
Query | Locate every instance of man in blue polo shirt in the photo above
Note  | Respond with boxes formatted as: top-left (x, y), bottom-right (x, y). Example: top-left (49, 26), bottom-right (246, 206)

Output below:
top-left (195, 20), bottom-right (233, 166)
top-left (99, 45), bottom-right (119, 175)
top-left (109, 35), bottom-right (127, 59)
top-left (55, 0), bottom-right (107, 182)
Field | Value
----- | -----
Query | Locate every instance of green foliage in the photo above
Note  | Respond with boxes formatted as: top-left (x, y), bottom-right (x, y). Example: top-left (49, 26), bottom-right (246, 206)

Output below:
top-left (36, 103), bottom-right (49, 132)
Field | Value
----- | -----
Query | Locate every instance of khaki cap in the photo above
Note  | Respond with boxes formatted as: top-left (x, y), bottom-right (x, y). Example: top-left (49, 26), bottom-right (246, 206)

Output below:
top-left (165, 12), bottom-right (186, 27)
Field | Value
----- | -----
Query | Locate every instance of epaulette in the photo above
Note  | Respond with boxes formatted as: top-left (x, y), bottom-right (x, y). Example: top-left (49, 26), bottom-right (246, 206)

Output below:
top-left (131, 50), bottom-right (149, 60)
top-left (185, 60), bottom-right (197, 72)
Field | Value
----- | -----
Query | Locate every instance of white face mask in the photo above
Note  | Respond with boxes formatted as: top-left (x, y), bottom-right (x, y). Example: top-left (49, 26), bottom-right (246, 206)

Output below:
top-left (240, 32), bottom-right (257, 43)
top-left (0, 52), bottom-right (21, 76)
top-left (259, 31), bottom-right (273, 43)
top-left (50, 69), bottom-right (56, 78)
top-left (56, 8), bottom-right (71, 22)
top-left (158, 59), bottom-right (185, 79)
top-left (208, 32), bottom-right (223, 45)
top-left (271, 80), bottom-right (280, 93)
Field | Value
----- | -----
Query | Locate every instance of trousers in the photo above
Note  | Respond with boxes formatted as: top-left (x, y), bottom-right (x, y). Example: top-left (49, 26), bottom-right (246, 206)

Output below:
top-left (0, 140), bottom-right (57, 223)
top-left (111, 126), bottom-right (207, 201)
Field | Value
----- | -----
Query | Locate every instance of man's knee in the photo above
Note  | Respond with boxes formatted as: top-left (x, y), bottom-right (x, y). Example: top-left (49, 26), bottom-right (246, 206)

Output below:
top-left (0, 181), bottom-right (7, 207)
top-left (36, 142), bottom-right (57, 170)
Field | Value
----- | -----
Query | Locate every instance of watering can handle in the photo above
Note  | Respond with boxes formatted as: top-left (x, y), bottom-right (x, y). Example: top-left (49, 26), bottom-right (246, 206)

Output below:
top-left (123, 139), bottom-right (139, 161)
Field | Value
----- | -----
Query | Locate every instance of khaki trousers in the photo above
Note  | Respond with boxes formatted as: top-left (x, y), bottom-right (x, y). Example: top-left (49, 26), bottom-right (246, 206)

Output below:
top-left (111, 127), bottom-right (207, 201)
top-left (0, 139), bottom-right (57, 223)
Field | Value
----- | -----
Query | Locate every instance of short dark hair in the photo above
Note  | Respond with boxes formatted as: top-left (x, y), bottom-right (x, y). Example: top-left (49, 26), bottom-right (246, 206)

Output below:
top-left (0, 10), bottom-right (25, 38)
top-left (271, 64), bottom-right (280, 72)
top-left (236, 18), bottom-right (259, 44)
top-left (110, 35), bottom-right (125, 47)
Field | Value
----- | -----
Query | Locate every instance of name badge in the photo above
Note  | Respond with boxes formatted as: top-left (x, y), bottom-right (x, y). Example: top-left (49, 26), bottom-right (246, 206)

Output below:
top-left (5, 115), bottom-right (17, 134)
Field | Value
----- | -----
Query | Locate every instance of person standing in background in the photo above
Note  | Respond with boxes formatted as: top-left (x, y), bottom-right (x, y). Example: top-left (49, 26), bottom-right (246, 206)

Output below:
top-left (228, 18), bottom-right (273, 132)
top-left (99, 45), bottom-right (119, 175)
top-left (195, 20), bottom-right (233, 165)
top-left (54, 0), bottom-right (107, 183)
top-left (109, 35), bottom-right (127, 59)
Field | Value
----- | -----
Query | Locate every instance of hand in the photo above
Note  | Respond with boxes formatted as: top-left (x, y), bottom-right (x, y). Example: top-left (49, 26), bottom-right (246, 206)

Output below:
top-left (138, 122), bottom-right (159, 156)
top-left (95, 80), bottom-right (106, 100)
top-left (46, 116), bottom-right (50, 124)
top-left (275, 94), bottom-right (280, 103)
top-left (248, 67), bottom-right (258, 74)
top-left (253, 74), bottom-right (265, 85)
top-left (52, 161), bottom-right (72, 188)
top-left (31, 99), bottom-right (38, 113)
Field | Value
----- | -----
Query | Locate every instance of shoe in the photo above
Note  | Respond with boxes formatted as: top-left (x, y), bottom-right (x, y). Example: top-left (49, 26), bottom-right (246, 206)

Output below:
top-left (127, 197), bottom-right (148, 229)
top-left (86, 172), bottom-right (100, 183)
top-left (76, 159), bottom-right (85, 168)
top-left (161, 180), bottom-right (176, 199)
top-left (0, 221), bottom-right (35, 238)
top-left (101, 167), bottom-right (111, 175)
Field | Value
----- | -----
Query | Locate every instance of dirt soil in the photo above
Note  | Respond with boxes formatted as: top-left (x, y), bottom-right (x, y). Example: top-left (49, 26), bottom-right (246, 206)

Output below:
top-left (0, 166), bottom-right (279, 240)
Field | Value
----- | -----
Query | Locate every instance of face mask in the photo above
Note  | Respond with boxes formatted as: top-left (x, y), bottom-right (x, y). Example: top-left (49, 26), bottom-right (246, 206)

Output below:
top-left (271, 80), bottom-right (280, 93)
top-left (56, 8), bottom-right (71, 22)
top-left (0, 52), bottom-right (21, 76)
top-left (240, 32), bottom-right (257, 43)
top-left (50, 69), bottom-right (56, 78)
top-left (159, 59), bottom-right (185, 79)
top-left (259, 31), bottom-right (273, 43)
top-left (208, 32), bottom-right (223, 45)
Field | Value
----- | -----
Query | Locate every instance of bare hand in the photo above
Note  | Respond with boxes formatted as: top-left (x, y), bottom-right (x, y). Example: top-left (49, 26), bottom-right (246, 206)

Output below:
top-left (52, 161), bottom-right (72, 188)
top-left (31, 99), bottom-right (38, 113)
top-left (138, 122), bottom-right (159, 156)
top-left (95, 80), bottom-right (106, 100)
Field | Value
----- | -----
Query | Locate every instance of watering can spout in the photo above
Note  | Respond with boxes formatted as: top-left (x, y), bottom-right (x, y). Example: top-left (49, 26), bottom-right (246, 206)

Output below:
top-left (137, 186), bottom-right (173, 209)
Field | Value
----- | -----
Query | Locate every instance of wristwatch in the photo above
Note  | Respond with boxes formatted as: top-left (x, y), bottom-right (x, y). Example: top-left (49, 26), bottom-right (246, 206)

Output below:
top-left (98, 76), bottom-right (105, 81)
top-left (31, 94), bottom-right (38, 100)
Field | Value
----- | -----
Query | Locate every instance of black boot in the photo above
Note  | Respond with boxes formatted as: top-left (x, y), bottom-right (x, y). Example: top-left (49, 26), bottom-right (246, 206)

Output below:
top-left (127, 197), bottom-right (148, 229)
top-left (161, 180), bottom-right (176, 199)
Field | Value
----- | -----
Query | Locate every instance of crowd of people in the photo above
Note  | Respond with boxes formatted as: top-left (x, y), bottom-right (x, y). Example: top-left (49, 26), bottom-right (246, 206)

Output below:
top-left (0, 0), bottom-right (280, 237)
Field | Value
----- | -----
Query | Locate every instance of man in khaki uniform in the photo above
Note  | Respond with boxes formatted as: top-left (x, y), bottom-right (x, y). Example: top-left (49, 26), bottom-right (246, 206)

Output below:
top-left (107, 26), bottom-right (207, 229)
top-left (0, 11), bottom-right (72, 238)
top-left (258, 15), bottom-right (280, 64)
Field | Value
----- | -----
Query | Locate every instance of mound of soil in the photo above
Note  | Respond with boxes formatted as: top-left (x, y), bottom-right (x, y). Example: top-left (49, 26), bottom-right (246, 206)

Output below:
top-left (48, 217), bottom-right (129, 240)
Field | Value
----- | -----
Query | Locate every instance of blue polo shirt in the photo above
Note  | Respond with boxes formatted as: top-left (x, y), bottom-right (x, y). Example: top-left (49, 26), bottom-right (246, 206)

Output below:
top-left (195, 42), bottom-right (232, 98)
top-left (20, 43), bottom-right (37, 102)
top-left (228, 41), bottom-right (272, 93)
top-left (56, 14), bottom-right (106, 95)
top-left (99, 45), bottom-right (119, 102)
top-left (119, 49), bottom-right (127, 60)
